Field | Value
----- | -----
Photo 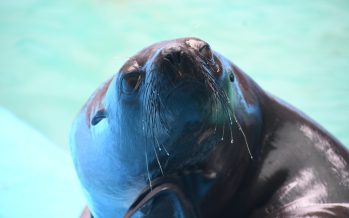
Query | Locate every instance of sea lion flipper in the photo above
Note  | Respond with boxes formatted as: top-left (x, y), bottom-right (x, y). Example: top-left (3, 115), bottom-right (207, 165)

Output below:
top-left (125, 182), bottom-right (197, 218)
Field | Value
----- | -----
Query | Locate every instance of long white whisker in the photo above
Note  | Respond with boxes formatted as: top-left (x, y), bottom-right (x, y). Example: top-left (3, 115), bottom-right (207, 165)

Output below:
top-left (233, 112), bottom-right (253, 159)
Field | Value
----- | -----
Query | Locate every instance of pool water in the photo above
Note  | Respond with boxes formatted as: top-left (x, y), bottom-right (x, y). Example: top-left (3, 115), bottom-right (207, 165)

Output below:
top-left (1, 0), bottom-right (348, 148)
top-left (0, 0), bottom-right (348, 217)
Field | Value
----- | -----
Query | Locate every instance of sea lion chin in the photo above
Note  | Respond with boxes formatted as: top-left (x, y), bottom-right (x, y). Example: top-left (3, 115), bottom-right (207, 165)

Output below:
top-left (70, 37), bottom-right (349, 218)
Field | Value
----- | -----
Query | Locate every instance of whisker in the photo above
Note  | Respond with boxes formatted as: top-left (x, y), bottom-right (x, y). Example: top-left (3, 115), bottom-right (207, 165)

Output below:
top-left (233, 112), bottom-right (253, 159)
top-left (152, 137), bottom-right (164, 175)
top-left (198, 58), bottom-right (253, 159)
top-left (146, 72), bottom-right (166, 176)
top-left (142, 71), bottom-right (155, 188)
top-left (220, 90), bottom-right (254, 160)
top-left (162, 144), bottom-right (170, 156)
top-left (144, 146), bottom-right (152, 189)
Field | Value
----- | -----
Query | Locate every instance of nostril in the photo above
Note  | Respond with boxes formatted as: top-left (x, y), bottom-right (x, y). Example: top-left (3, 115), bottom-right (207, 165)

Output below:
top-left (163, 49), bottom-right (183, 65)
top-left (160, 47), bottom-right (194, 83)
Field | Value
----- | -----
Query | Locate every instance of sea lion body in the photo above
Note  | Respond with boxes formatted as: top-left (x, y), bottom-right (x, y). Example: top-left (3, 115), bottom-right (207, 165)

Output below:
top-left (70, 38), bottom-right (349, 218)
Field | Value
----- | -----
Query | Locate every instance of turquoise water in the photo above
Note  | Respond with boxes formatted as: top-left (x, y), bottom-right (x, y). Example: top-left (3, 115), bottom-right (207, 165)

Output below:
top-left (1, 0), bottom-right (348, 148)
top-left (0, 108), bottom-right (85, 218)
top-left (1, 0), bottom-right (349, 217)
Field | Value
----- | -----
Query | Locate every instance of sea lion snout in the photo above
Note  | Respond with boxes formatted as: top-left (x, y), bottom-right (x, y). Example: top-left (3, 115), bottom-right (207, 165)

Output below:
top-left (161, 46), bottom-right (185, 66)
top-left (157, 46), bottom-right (199, 84)
top-left (154, 40), bottom-right (218, 85)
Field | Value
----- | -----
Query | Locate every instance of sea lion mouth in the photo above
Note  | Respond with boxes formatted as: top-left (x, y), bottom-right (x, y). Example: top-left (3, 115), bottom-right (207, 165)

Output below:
top-left (164, 80), bottom-right (207, 106)
top-left (165, 79), bottom-right (205, 96)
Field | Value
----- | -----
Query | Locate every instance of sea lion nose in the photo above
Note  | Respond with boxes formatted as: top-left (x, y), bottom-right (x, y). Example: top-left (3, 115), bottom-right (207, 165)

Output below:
top-left (160, 47), bottom-right (195, 83)
top-left (162, 47), bottom-right (184, 66)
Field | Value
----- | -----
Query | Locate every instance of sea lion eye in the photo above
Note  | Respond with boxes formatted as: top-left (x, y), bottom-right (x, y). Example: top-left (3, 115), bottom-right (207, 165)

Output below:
top-left (121, 71), bottom-right (142, 94)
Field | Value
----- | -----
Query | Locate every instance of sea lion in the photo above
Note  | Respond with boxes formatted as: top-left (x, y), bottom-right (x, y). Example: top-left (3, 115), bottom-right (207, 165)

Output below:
top-left (70, 37), bottom-right (349, 218)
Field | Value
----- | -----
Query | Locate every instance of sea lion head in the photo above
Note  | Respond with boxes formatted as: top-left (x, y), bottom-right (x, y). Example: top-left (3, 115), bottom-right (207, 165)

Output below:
top-left (70, 37), bottom-right (261, 217)
top-left (106, 37), bottom-right (240, 174)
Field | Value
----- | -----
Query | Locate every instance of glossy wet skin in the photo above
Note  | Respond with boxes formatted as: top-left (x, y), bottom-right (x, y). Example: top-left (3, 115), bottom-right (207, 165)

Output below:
top-left (71, 38), bottom-right (349, 218)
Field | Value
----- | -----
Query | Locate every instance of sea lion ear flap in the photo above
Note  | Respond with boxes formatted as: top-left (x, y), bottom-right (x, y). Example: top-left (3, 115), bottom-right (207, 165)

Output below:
top-left (125, 181), bottom-right (197, 218)
top-left (91, 109), bottom-right (107, 126)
